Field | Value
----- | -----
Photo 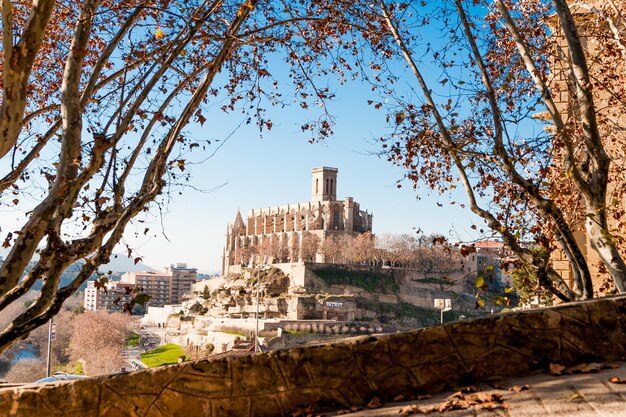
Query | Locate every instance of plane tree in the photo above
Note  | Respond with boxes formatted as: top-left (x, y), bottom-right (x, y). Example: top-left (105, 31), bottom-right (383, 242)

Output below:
top-left (372, 0), bottom-right (626, 301)
top-left (0, 0), bottom-right (389, 354)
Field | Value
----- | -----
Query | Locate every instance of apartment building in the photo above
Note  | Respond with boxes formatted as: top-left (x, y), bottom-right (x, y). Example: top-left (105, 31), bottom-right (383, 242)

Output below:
top-left (83, 280), bottom-right (136, 312)
top-left (120, 263), bottom-right (197, 307)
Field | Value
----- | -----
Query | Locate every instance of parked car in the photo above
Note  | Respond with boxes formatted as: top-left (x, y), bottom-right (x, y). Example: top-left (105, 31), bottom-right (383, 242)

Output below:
top-left (35, 372), bottom-right (89, 384)
top-left (131, 360), bottom-right (147, 370)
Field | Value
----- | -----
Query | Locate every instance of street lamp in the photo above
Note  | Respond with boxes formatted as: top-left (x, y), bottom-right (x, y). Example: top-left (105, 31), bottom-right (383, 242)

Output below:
top-left (46, 319), bottom-right (56, 377)
top-left (249, 255), bottom-right (269, 352)
top-left (434, 298), bottom-right (452, 324)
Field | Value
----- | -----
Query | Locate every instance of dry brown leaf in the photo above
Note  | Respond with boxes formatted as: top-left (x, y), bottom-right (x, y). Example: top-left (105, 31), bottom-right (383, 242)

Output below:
top-left (567, 362), bottom-right (603, 374)
top-left (453, 399), bottom-right (471, 410)
top-left (394, 394), bottom-right (406, 402)
top-left (367, 397), bottom-right (383, 409)
top-left (336, 405), bottom-right (362, 415)
top-left (569, 393), bottom-right (583, 401)
top-left (549, 363), bottom-right (566, 375)
top-left (609, 377), bottom-right (626, 384)
top-left (472, 393), bottom-right (485, 403)
top-left (399, 404), bottom-right (419, 416)
top-left (416, 394), bottom-right (432, 401)
top-left (399, 404), bottom-right (438, 415)
top-left (447, 391), bottom-right (464, 400)
top-left (509, 384), bottom-right (531, 392)
top-left (438, 401), bottom-right (451, 413)
top-left (482, 401), bottom-right (508, 411)
top-left (581, 363), bottom-right (604, 373)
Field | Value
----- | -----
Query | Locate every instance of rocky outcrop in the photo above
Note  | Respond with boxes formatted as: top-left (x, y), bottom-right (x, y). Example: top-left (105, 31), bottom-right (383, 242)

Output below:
top-left (2, 295), bottom-right (626, 416)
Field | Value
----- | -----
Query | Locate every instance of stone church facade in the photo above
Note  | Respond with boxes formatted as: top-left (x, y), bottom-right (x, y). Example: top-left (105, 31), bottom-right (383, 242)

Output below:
top-left (222, 167), bottom-right (373, 275)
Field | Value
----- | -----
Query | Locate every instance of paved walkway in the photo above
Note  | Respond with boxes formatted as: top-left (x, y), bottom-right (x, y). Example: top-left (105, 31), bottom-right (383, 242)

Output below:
top-left (325, 362), bottom-right (626, 416)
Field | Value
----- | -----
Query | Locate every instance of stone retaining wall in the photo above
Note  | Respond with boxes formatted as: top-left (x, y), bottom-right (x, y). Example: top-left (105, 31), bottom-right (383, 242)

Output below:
top-left (2, 295), bottom-right (626, 416)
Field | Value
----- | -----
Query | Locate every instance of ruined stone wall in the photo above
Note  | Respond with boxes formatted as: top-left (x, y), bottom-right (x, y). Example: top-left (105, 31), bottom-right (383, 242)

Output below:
top-left (3, 295), bottom-right (626, 416)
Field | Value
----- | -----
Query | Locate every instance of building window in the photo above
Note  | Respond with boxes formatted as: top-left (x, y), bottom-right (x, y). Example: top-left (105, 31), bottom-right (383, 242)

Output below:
top-left (333, 206), bottom-right (341, 229)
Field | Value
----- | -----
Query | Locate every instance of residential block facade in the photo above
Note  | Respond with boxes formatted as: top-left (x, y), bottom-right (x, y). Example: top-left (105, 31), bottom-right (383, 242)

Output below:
top-left (121, 263), bottom-right (197, 307)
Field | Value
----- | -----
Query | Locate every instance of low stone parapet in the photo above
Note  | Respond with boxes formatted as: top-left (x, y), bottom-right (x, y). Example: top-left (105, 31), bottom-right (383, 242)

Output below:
top-left (2, 295), bottom-right (626, 416)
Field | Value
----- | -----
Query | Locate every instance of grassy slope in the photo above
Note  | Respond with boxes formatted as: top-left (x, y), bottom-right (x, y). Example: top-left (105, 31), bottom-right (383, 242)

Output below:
top-left (140, 344), bottom-right (187, 367)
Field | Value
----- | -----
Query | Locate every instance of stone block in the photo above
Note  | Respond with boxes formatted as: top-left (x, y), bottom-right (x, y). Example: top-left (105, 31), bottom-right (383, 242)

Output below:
top-left (388, 327), bottom-right (456, 368)
top-left (468, 345), bottom-right (538, 380)
top-left (270, 349), bottom-right (314, 389)
top-left (231, 355), bottom-right (287, 396)
top-left (410, 350), bottom-right (469, 391)
top-left (445, 317), bottom-right (500, 361)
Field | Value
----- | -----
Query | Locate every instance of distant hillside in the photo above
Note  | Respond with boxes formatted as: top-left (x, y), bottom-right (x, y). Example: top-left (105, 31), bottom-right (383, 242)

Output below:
top-left (97, 254), bottom-right (155, 274)
top-left (8, 254), bottom-right (155, 292)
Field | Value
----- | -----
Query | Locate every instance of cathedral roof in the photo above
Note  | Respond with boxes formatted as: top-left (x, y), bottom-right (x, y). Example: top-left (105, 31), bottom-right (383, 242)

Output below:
top-left (233, 209), bottom-right (245, 231)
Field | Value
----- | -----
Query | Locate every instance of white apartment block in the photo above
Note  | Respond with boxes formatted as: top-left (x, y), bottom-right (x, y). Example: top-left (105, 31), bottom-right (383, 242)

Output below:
top-left (121, 263), bottom-right (197, 307)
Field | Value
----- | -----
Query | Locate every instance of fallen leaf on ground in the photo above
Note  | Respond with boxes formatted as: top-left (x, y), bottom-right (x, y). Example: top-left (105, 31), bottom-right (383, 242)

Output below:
top-left (447, 391), bottom-right (464, 400)
top-left (394, 394), bottom-right (406, 402)
top-left (550, 363), bottom-right (567, 376)
top-left (399, 404), bottom-right (418, 415)
top-left (569, 393), bottom-right (583, 401)
top-left (509, 384), bottom-right (531, 392)
top-left (399, 404), bottom-right (437, 415)
top-left (416, 394), bottom-right (432, 400)
top-left (408, 392), bottom-right (508, 414)
top-left (367, 397), bottom-right (383, 409)
top-left (482, 401), bottom-right (509, 411)
top-left (566, 362), bottom-right (603, 374)
top-left (335, 405), bottom-right (362, 415)
top-left (474, 392), bottom-right (504, 403)
top-left (609, 377), bottom-right (626, 384)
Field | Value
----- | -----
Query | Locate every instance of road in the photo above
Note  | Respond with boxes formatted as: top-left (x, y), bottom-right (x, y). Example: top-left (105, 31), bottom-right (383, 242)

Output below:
top-left (121, 325), bottom-right (165, 371)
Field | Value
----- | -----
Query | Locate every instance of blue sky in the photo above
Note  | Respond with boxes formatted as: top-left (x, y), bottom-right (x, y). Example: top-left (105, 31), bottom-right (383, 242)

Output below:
top-left (120, 77), bottom-right (478, 273)
top-left (0, 5), bottom-right (492, 275)
top-left (0, 68), bottom-right (479, 276)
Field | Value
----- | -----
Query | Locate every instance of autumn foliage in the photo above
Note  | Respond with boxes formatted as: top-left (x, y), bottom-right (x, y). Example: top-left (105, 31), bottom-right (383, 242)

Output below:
top-left (67, 311), bottom-right (135, 375)
top-left (0, 0), bottom-right (390, 354)
top-left (375, 0), bottom-right (626, 301)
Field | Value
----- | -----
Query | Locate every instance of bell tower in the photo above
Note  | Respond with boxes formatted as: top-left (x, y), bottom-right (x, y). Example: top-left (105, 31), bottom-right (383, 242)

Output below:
top-left (311, 167), bottom-right (338, 202)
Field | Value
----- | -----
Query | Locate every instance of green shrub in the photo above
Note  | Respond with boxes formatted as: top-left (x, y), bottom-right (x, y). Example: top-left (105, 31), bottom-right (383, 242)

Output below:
top-left (127, 332), bottom-right (140, 347)
top-left (75, 361), bottom-right (84, 375)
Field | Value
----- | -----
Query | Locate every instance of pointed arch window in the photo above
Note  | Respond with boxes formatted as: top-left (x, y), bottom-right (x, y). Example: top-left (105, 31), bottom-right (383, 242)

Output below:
top-left (333, 206), bottom-right (341, 229)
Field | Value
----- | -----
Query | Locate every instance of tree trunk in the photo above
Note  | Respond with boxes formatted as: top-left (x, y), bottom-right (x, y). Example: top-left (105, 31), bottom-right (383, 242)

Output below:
top-left (585, 211), bottom-right (626, 292)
